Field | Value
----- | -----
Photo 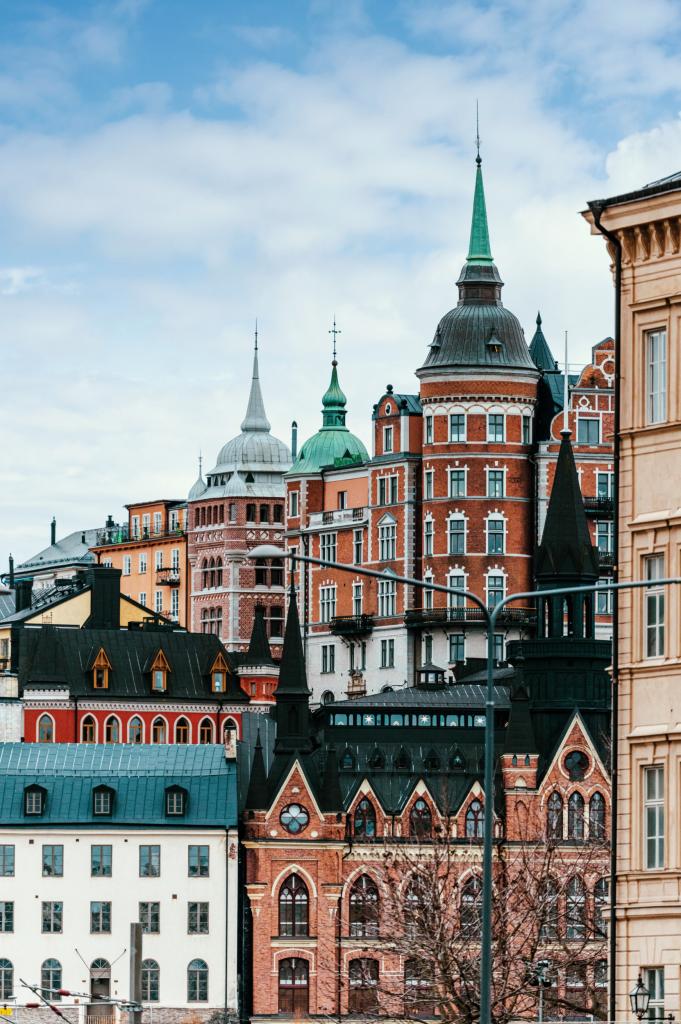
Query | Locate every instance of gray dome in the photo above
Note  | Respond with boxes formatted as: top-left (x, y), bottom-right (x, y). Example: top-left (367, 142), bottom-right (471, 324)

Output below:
top-left (188, 471), bottom-right (206, 501)
top-left (223, 471), bottom-right (248, 497)
top-left (420, 300), bottom-right (536, 373)
top-left (211, 431), bottom-right (291, 474)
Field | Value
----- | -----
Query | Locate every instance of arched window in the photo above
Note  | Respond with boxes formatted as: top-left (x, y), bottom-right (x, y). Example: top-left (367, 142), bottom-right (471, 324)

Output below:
top-left (151, 718), bottom-right (166, 744)
top-left (461, 876), bottom-right (482, 939)
top-left (539, 877), bottom-right (559, 940)
top-left (279, 873), bottom-right (309, 937)
top-left (566, 876), bottom-right (586, 939)
top-left (199, 718), bottom-right (213, 744)
top-left (223, 718), bottom-right (238, 742)
top-left (589, 792), bottom-right (606, 839)
top-left (279, 958), bottom-right (308, 1016)
top-left (141, 959), bottom-right (160, 1002)
top-left (594, 877), bottom-right (608, 938)
top-left (547, 792), bottom-right (563, 839)
top-left (187, 959), bottom-right (208, 1002)
top-left (41, 959), bottom-right (62, 1000)
top-left (0, 960), bottom-right (13, 1000)
top-left (38, 714), bottom-right (54, 743)
top-left (349, 875), bottom-right (379, 938)
top-left (567, 792), bottom-right (585, 840)
top-left (353, 798), bottom-right (376, 838)
top-left (404, 875), bottom-right (426, 938)
top-left (104, 716), bottom-right (119, 744)
top-left (348, 959), bottom-right (378, 1013)
top-left (405, 959), bottom-right (435, 1018)
top-left (321, 690), bottom-right (335, 706)
top-left (410, 799), bottom-right (432, 838)
top-left (465, 799), bottom-right (484, 839)
top-left (215, 557), bottom-right (223, 587)
top-left (81, 715), bottom-right (96, 743)
top-left (128, 717), bottom-right (143, 743)
top-left (175, 718), bottom-right (190, 744)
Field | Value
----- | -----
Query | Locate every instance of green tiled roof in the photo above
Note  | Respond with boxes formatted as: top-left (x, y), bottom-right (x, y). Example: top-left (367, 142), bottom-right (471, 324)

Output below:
top-left (0, 743), bottom-right (237, 827)
top-left (289, 360), bottom-right (368, 475)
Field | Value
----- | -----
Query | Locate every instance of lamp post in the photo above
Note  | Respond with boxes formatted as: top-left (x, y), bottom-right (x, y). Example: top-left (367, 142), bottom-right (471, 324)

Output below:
top-left (526, 959), bottom-right (553, 1024)
top-left (630, 975), bottom-right (650, 1021)
top-left (250, 543), bottom-right (681, 1024)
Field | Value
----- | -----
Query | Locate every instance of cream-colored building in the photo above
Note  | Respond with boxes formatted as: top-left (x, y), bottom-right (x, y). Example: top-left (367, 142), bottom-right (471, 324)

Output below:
top-left (585, 171), bottom-right (681, 1020)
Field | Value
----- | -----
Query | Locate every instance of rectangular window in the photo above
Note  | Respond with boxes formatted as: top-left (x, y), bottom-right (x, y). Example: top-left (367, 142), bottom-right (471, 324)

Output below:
top-left (487, 518), bottom-right (505, 555)
top-left (378, 580), bottom-right (396, 617)
top-left (423, 634), bottom-right (433, 662)
top-left (596, 582), bottom-right (612, 616)
top-left (171, 547), bottom-right (180, 570)
top-left (646, 968), bottom-right (665, 1020)
top-left (425, 415), bottom-right (433, 444)
top-left (321, 533), bottom-right (337, 563)
top-left (42, 844), bottom-right (63, 877)
top-left (131, 515), bottom-right (140, 539)
top-left (93, 790), bottom-right (112, 816)
top-left (90, 901), bottom-right (111, 933)
top-left (449, 633), bottom-right (465, 662)
top-left (424, 470), bottom-right (433, 500)
top-left (488, 414), bottom-right (505, 442)
top-left (0, 846), bottom-right (14, 876)
top-left (320, 586), bottom-right (337, 623)
top-left (169, 509), bottom-right (178, 530)
top-left (645, 555), bottom-right (665, 658)
top-left (142, 513), bottom-right (151, 536)
top-left (487, 574), bottom-right (505, 608)
top-left (522, 414), bottom-right (531, 445)
top-left (338, 491), bottom-right (347, 510)
top-left (424, 577), bottom-right (433, 610)
top-left (493, 633), bottom-right (505, 663)
top-left (140, 901), bottom-right (160, 934)
top-left (139, 592), bottom-right (147, 608)
top-left (153, 512), bottom-right (162, 534)
top-left (321, 644), bottom-right (336, 674)
top-left (487, 469), bottom-right (504, 498)
top-left (155, 550), bottom-right (163, 570)
top-left (42, 901), bottom-right (63, 933)
top-left (378, 477), bottom-right (387, 506)
top-left (577, 417), bottom-right (600, 444)
top-left (381, 638), bottom-right (395, 668)
top-left (449, 469), bottom-right (466, 498)
top-left (390, 476), bottom-right (398, 504)
top-left (384, 425), bottom-right (393, 453)
top-left (139, 845), bottom-right (160, 877)
top-left (646, 329), bottom-right (667, 424)
top-left (188, 845), bottom-right (210, 878)
top-left (353, 529), bottom-right (363, 565)
top-left (424, 519), bottom-right (433, 557)
top-left (360, 641), bottom-right (367, 670)
top-left (0, 902), bottom-right (13, 933)
top-left (597, 472), bottom-right (613, 498)
top-left (290, 491), bottom-right (299, 517)
top-left (644, 766), bottom-right (664, 870)
top-left (353, 583), bottom-right (362, 617)
top-left (123, 555), bottom-right (131, 576)
top-left (448, 518), bottom-right (466, 555)
top-left (447, 574), bottom-right (465, 610)
top-left (188, 902), bottom-right (209, 934)
top-left (170, 589), bottom-right (179, 619)
top-left (91, 845), bottom-right (112, 877)
top-left (596, 520), bottom-right (613, 553)
top-left (379, 521), bottom-right (397, 561)
top-left (154, 590), bottom-right (163, 613)
top-left (449, 413), bottom-right (466, 442)
top-left (139, 552), bottom-right (147, 573)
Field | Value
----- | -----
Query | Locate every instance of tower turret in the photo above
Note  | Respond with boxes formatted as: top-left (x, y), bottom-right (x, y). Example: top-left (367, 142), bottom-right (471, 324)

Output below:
top-left (273, 589), bottom-right (313, 752)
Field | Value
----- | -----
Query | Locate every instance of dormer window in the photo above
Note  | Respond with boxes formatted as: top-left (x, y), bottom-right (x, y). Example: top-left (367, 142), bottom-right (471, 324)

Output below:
top-left (148, 650), bottom-right (170, 693)
top-left (92, 648), bottom-right (111, 689)
top-left (165, 786), bottom-right (187, 817)
top-left (93, 786), bottom-right (114, 816)
top-left (210, 652), bottom-right (229, 694)
top-left (25, 785), bottom-right (46, 816)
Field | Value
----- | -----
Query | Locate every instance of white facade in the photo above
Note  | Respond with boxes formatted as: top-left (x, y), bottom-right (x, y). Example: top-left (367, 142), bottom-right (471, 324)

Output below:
top-left (0, 825), bottom-right (239, 1014)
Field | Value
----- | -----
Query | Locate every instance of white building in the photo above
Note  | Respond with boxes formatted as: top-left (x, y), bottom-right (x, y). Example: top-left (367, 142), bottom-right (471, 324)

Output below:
top-left (0, 743), bottom-right (239, 1022)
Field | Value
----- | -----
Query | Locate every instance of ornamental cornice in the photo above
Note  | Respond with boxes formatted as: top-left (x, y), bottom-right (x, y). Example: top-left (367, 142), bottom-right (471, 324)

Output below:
top-left (615, 215), bottom-right (681, 266)
top-left (421, 394), bottom-right (537, 407)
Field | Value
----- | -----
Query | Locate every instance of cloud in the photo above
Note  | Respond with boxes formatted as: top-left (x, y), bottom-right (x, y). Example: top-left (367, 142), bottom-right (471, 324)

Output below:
top-left (0, 267), bottom-right (43, 295)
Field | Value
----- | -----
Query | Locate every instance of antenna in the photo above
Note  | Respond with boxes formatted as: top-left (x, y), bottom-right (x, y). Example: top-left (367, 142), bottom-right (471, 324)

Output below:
top-left (563, 330), bottom-right (569, 433)
top-left (329, 316), bottom-right (341, 362)
top-left (475, 100), bottom-right (481, 164)
top-left (254, 318), bottom-right (258, 352)
top-left (198, 451), bottom-right (202, 476)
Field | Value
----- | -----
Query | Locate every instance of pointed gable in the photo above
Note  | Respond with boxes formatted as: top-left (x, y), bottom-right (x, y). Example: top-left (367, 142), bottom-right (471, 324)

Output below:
top-left (536, 431), bottom-right (599, 581)
top-left (528, 312), bottom-right (557, 371)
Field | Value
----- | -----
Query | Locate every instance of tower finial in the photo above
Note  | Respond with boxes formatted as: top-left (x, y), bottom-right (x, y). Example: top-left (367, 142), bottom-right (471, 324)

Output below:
top-left (475, 100), bottom-right (481, 165)
top-left (329, 316), bottom-right (341, 364)
top-left (563, 331), bottom-right (570, 434)
top-left (198, 451), bottom-right (202, 475)
top-left (254, 318), bottom-right (258, 353)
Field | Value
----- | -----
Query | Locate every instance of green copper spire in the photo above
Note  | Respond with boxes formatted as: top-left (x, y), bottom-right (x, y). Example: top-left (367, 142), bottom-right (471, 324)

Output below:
top-left (466, 156), bottom-right (493, 265)
top-left (321, 360), bottom-right (347, 427)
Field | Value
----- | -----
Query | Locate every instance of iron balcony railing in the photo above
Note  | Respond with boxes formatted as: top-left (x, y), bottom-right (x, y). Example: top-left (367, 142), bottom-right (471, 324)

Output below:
top-left (308, 507), bottom-right (367, 528)
top-left (156, 567), bottom-right (181, 585)
top-left (93, 527), bottom-right (185, 547)
top-left (583, 496), bottom-right (614, 515)
top-left (330, 614), bottom-right (375, 636)
top-left (404, 606), bottom-right (536, 628)
top-left (598, 550), bottom-right (615, 571)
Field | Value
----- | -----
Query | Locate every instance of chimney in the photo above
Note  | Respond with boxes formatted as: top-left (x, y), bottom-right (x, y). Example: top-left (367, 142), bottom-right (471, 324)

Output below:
top-left (8, 555), bottom-right (14, 589)
top-left (105, 515), bottom-right (114, 529)
top-left (85, 566), bottom-right (121, 630)
top-left (291, 420), bottom-right (298, 461)
top-left (50, 517), bottom-right (56, 546)
top-left (14, 578), bottom-right (32, 613)
top-left (81, 532), bottom-right (86, 544)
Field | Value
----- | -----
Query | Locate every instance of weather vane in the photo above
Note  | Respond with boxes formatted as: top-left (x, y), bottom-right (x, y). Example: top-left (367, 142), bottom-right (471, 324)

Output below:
top-left (254, 317), bottom-right (258, 352)
top-left (329, 316), bottom-right (341, 361)
top-left (475, 100), bottom-right (481, 164)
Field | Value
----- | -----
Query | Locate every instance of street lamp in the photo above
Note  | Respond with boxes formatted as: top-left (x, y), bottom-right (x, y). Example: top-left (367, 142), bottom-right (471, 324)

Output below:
top-left (250, 543), bottom-right (681, 1024)
top-left (526, 959), bottom-right (553, 1024)
top-left (630, 975), bottom-right (650, 1021)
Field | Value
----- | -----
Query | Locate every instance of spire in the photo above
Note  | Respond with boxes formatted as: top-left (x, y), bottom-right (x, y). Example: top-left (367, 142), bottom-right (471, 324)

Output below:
top-left (275, 587), bottom-right (310, 696)
top-left (188, 453), bottom-right (207, 501)
top-left (243, 605), bottom-right (275, 666)
top-left (504, 684), bottom-right (538, 755)
top-left (466, 152), bottom-right (493, 266)
top-left (273, 588), bottom-right (312, 752)
top-left (245, 731), bottom-right (269, 810)
top-left (240, 324), bottom-right (272, 433)
top-left (321, 319), bottom-right (348, 429)
top-left (529, 311), bottom-right (557, 372)
top-left (536, 431), bottom-right (599, 582)
top-left (456, 146), bottom-right (503, 305)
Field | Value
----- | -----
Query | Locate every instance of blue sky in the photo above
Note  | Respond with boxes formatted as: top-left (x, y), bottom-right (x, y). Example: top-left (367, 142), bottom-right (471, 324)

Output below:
top-left (3, 0), bottom-right (681, 568)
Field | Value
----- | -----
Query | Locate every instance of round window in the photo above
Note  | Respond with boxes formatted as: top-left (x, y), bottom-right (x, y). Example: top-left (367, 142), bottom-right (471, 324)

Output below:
top-left (385, 402), bottom-right (392, 415)
top-left (564, 750), bottom-right (589, 781)
top-left (280, 803), bottom-right (310, 834)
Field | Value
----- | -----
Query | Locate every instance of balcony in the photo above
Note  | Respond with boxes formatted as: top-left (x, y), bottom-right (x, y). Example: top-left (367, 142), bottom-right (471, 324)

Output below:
top-left (330, 614), bottom-right (375, 636)
top-left (598, 550), bottom-right (615, 573)
top-left (156, 567), bottom-right (181, 585)
top-left (404, 607), bottom-right (536, 628)
top-left (307, 507), bottom-right (367, 528)
top-left (583, 496), bottom-right (614, 516)
top-left (94, 527), bottom-right (185, 547)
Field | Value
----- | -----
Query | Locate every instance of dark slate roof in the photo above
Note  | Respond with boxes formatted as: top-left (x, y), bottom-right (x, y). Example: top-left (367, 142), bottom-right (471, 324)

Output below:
top-left (0, 743), bottom-right (237, 827)
top-left (329, 683), bottom-right (510, 710)
top-left (372, 391), bottom-right (421, 419)
top-left (504, 685), bottom-right (538, 754)
top-left (240, 605), bottom-right (275, 667)
top-left (15, 528), bottom-right (102, 574)
top-left (528, 312), bottom-right (557, 371)
top-left (0, 588), bottom-right (15, 621)
top-left (420, 302), bottom-right (536, 373)
top-left (588, 170), bottom-right (681, 211)
top-left (274, 591), bottom-right (309, 695)
top-left (16, 626), bottom-right (244, 702)
top-left (536, 432), bottom-right (599, 581)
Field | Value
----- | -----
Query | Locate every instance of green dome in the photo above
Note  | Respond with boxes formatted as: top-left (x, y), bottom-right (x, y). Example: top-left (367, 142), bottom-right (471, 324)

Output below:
top-left (289, 359), bottom-right (368, 475)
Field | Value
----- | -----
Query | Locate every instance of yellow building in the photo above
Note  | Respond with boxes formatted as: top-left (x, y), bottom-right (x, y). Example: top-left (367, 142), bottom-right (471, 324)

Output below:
top-left (585, 171), bottom-right (681, 1020)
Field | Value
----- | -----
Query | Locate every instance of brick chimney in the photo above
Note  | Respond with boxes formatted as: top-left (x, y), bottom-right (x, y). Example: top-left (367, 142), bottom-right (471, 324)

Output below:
top-left (14, 578), bottom-right (32, 613)
top-left (85, 566), bottom-right (121, 630)
top-left (50, 517), bottom-right (56, 546)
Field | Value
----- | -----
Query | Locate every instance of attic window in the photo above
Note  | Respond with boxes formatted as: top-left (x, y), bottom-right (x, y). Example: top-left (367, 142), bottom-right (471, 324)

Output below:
top-left (210, 653), bottom-right (229, 693)
top-left (25, 785), bottom-right (46, 816)
top-left (149, 650), bottom-right (170, 693)
top-left (92, 648), bottom-right (111, 689)
top-left (165, 786), bottom-right (187, 817)
top-left (93, 786), bottom-right (114, 816)
top-left (487, 330), bottom-right (504, 354)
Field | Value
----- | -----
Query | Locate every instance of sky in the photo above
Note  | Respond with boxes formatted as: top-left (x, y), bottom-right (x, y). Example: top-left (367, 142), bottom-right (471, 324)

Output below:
top-left (3, 0), bottom-right (681, 570)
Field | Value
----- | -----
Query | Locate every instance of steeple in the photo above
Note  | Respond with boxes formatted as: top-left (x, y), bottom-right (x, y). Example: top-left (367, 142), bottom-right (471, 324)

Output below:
top-left (466, 154), bottom-right (493, 265)
top-left (245, 731), bottom-right (269, 810)
top-left (240, 324), bottom-right (272, 433)
top-left (274, 588), bottom-right (312, 752)
top-left (321, 359), bottom-right (348, 428)
top-left (456, 150), bottom-right (504, 306)
top-left (242, 605), bottom-right (275, 666)
top-left (188, 454), bottom-right (207, 501)
top-left (529, 312), bottom-right (558, 372)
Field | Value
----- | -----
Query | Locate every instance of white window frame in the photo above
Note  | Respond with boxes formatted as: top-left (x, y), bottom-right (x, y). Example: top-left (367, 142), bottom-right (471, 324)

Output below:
top-left (447, 572), bottom-right (466, 611)
top-left (646, 328), bottom-right (667, 425)
top-left (487, 468), bottom-right (505, 498)
top-left (522, 414), bottom-right (531, 445)
top-left (424, 517), bottom-right (434, 557)
top-left (448, 516), bottom-right (466, 556)
top-left (123, 556), bottom-right (131, 576)
top-left (449, 633), bottom-right (465, 662)
top-left (353, 529), bottom-right (363, 565)
top-left (171, 548), bottom-right (180, 571)
top-left (380, 637), bottom-right (395, 668)
top-left (290, 491), bottom-right (300, 518)
top-left (320, 586), bottom-right (337, 624)
top-left (486, 572), bottom-right (506, 608)
top-left (139, 552), bottom-right (148, 573)
top-left (644, 554), bottom-right (665, 658)
top-left (131, 515), bottom-right (140, 539)
top-left (448, 468), bottom-right (466, 498)
top-left (644, 765), bottom-right (664, 870)
top-left (170, 589), bottom-right (179, 619)
top-left (139, 592), bottom-right (147, 607)
top-left (645, 968), bottom-right (665, 1020)
top-left (154, 591), bottom-right (163, 614)
top-left (424, 469), bottom-right (434, 501)
top-left (321, 644), bottom-right (336, 674)
top-left (155, 551), bottom-right (163, 571)
top-left (577, 416), bottom-right (600, 445)
top-left (153, 512), bottom-right (162, 535)
top-left (423, 572), bottom-right (434, 610)
top-left (353, 583), bottom-right (363, 617)
top-left (486, 516), bottom-right (506, 555)
top-left (449, 412), bottom-right (466, 442)
top-left (320, 533), bottom-right (337, 564)
top-left (378, 579), bottom-right (396, 617)
top-left (384, 425), bottom-right (394, 453)
top-left (487, 413), bottom-right (505, 443)
top-left (424, 414), bottom-right (433, 445)
top-left (379, 519), bottom-right (397, 561)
